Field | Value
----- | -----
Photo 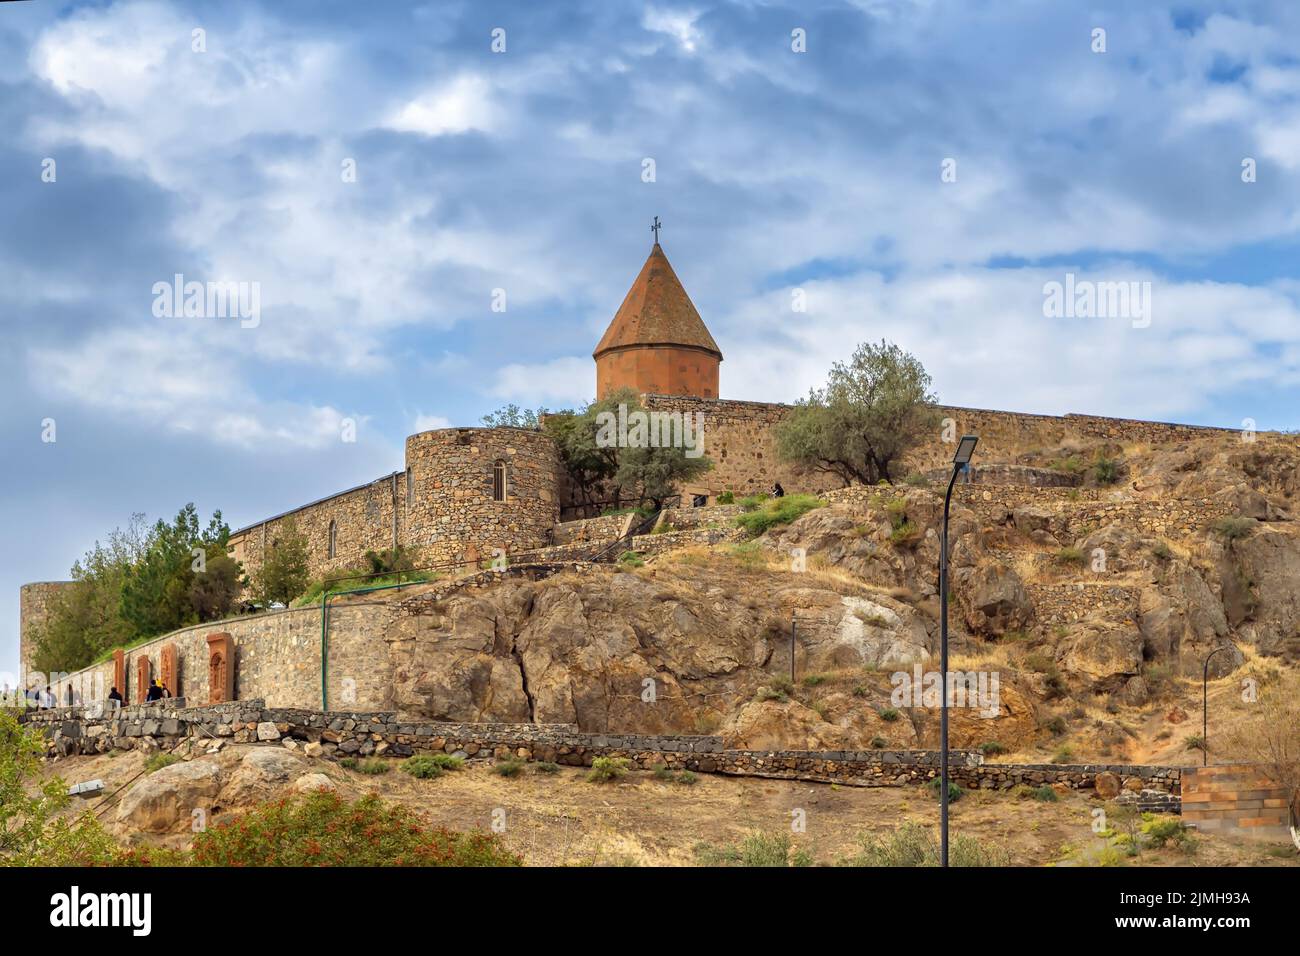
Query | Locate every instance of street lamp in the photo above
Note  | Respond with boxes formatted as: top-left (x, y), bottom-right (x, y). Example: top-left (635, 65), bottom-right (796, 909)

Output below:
top-left (940, 434), bottom-right (978, 868)
top-left (1201, 645), bottom-right (1236, 768)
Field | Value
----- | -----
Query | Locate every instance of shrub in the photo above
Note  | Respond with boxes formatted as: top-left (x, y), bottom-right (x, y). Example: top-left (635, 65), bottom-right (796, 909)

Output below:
top-left (737, 493), bottom-right (770, 512)
top-left (878, 707), bottom-right (900, 722)
top-left (617, 550), bottom-right (645, 567)
top-left (1141, 816), bottom-right (1189, 848)
top-left (1182, 734), bottom-right (1206, 753)
top-left (734, 494), bottom-right (825, 536)
top-left (145, 752), bottom-right (181, 774)
top-left (1044, 715), bottom-right (1067, 735)
top-left (852, 685), bottom-right (869, 698)
top-left (1030, 785), bottom-right (1059, 802)
top-left (1212, 515), bottom-right (1256, 542)
top-left (843, 822), bottom-right (1010, 867)
top-left (676, 770), bottom-right (698, 786)
top-left (693, 831), bottom-right (813, 867)
top-left (1093, 456), bottom-right (1120, 485)
top-left (587, 756), bottom-right (630, 783)
top-left (871, 736), bottom-right (888, 749)
top-left (403, 754), bottom-right (456, 779)
top-left (493, 759), bottom-right (525, 777)
top-left (801, 674), bottom-right (829, 687)
top-left (977, 741), bottom-right (1006, 756)
top-left (1151, 541), bottom-right (1172, 560)
top-left (341, 757), bottom-right (389, 775)
top-left (716, 491), bottom-right (735, 504)
top-left (1051, 745), bottom-right (1074, 764)
top-left (1054, 547), bottom-right (1085, 565)
top-left (927, 778), bottom-right (965, 803)
top-left (535, 761), bottom-right (560, 774)
top-left (190, 791), bottom-right (521, 867)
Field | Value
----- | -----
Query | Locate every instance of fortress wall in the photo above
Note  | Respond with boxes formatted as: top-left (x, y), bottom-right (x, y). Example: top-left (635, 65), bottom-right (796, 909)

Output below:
top-left (645, 396), bottom-right (1244, 498)
top-left (404, 427), bottom-right (561, 565)
top-left (17, 581), bottom-right (74, 686)
top-left (229, 472), bottom-right (407, 585)
top-left (40, 602), bottom-right (394, 712)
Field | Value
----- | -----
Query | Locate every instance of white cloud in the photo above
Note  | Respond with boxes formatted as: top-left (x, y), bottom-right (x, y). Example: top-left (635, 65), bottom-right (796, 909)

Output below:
top-left (385, 74), bottom-right (499, 136)
top-left (490, 356), bottom-right (594, 408)
top-left (412, 413), bottom-right (451, 432)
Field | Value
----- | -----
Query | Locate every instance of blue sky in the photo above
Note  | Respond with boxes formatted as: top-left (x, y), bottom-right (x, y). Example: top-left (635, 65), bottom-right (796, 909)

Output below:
top-left (4, 0), bottom-right (1300, 677)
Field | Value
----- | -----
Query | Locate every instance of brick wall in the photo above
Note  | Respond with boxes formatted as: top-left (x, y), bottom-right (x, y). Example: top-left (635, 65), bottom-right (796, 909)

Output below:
top-left (1181, 763), bottom-right (1295, 840)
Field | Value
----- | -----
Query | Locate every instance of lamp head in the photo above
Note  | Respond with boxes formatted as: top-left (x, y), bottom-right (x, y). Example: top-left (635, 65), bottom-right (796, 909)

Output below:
top-left (953, 435), bottom-right (979, 466)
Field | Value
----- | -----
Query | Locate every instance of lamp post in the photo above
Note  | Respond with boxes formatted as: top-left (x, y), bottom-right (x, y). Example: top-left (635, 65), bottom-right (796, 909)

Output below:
top-left (1201, 645), bottom-right (1235, 768)
top-left (940, 434), bottom-right (979, 868)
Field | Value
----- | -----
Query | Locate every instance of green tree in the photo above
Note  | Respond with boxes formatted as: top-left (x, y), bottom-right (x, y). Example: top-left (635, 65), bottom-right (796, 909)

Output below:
top-left (250, 518), bottom-right (311, 606)
top-left (30, 517), bottom-right (147, 674)
top-left (479, 403), bottom-right (547, 428)
top-left (120, 504), bottom-right (238, 637)
top-left (543, 389), bottom-right (710, 511)
top-left (775, 339), bottom-right (938, 486)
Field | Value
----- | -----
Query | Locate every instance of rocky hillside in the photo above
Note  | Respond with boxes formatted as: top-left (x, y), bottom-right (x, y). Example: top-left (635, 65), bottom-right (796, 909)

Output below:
top-left (367, 428), bottom-right (1300, 764)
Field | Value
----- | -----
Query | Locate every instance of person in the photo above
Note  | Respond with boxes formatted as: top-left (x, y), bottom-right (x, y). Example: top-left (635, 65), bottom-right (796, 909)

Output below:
top-left (145, 679), bottom-right (164, 702)
top-left (772, 482), bottom-right (785, 498)
top-left (40, 686), bottom-right (54, 709)
top-left (159, 682), bottom-right (172, 699)
top-left (108, 686), bottom-right (123, 707)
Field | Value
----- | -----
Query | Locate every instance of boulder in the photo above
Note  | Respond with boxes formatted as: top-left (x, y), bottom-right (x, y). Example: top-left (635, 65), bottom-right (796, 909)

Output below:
top-left (256, 721), bottom-right (281, 741)
top-left (1094, 772), bottom-right (1121, 799)
top-left (955, 562), bottom-right (1033, 637)
top-left (115, 760), bottom-right (223, 833)
top-left (292, 773), bottom-right (336, 793)
top-left (219, 747), bottom-right (308, 806)
top-left (1058, 622), bottom-right (1142, 686)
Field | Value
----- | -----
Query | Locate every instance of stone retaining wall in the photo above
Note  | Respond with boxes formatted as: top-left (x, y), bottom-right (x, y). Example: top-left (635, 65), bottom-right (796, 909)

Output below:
top-left (23, 701), bottom-right (1182, 797)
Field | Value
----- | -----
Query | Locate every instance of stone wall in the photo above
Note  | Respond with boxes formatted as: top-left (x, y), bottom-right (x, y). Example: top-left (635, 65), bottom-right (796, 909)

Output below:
top-left (40, 600), bottom-right (395, 714)
top-left (23, 702), bottom-right (1182, 798)
top-left (229, 473), bottom-right (407, 587)
top-left (1181, 763), bottom-right (1295, 840)
top-left (17, 581), bottom-right (74, 687)
top-left (224, 425), bottom-right (563, 588)
top-left (404, 427), bottom-right (561, 566)
top-left (643, 396), bottom-right (1250, 501)
top-left (550, 512), bottom-right (632, 546)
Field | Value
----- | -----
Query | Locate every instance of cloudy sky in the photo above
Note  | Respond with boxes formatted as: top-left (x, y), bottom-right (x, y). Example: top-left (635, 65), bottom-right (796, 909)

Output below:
top-left (4, 0), bottom-right (1300, 677)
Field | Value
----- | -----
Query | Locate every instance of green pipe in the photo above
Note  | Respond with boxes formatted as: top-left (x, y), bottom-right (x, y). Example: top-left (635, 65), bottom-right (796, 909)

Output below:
top-left (319, 578), bottom-right (421, 710)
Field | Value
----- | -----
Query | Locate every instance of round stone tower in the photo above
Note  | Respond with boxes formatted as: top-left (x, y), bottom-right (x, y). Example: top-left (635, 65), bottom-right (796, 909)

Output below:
top-left (403, 426), bottom-right (561, 565)
top-left (594, 242), bottom-right (722, 399)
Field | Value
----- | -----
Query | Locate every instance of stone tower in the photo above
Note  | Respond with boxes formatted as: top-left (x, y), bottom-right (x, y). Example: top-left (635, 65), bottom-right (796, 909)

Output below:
top-left (594, 242), bottom-right (722, 399)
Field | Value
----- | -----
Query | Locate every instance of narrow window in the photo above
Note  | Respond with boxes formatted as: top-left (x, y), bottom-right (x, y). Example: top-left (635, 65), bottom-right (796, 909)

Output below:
top-left (492, 460), bottom-right (507, 502)
top-left (328, 520), bottom-right (337, 558)
top-left (406, 468), bottom-right (413, 509)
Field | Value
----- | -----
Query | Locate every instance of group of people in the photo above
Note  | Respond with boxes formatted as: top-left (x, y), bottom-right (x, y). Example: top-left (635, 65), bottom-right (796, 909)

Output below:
top-left (105, 679), bottom-right (172, 705)
top-left (7, 679), bottom-right (173, 710)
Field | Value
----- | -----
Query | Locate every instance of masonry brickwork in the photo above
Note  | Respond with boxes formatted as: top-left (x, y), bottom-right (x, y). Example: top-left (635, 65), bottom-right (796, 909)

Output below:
top-left (1180, 763), bottom-right (1295, 840)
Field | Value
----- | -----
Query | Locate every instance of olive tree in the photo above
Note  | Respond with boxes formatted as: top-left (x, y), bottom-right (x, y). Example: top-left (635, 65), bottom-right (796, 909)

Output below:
top-left (775, 339), bottom-right (938, 486)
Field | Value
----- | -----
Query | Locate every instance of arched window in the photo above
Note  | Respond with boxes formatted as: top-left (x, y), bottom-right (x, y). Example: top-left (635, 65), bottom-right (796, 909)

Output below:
top-left (328, 520), bottom-right (337, 558)
top-left (492, 460), bottom-right (507, 502)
